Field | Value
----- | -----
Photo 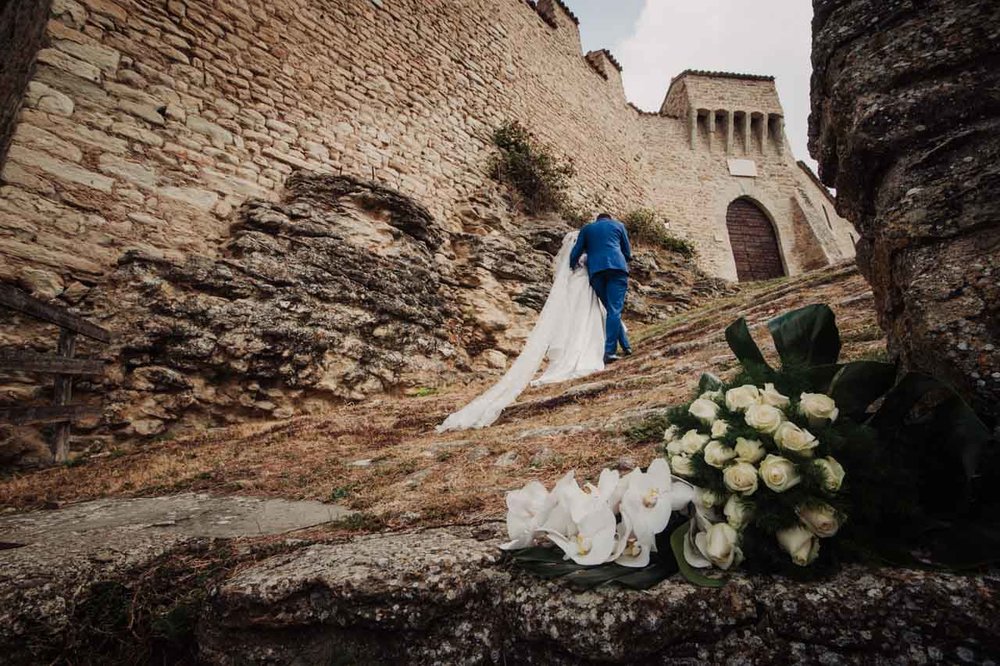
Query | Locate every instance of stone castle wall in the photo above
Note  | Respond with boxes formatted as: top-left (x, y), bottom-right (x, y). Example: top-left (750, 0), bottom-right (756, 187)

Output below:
top-left (0, 0), bottom-right (855, 297)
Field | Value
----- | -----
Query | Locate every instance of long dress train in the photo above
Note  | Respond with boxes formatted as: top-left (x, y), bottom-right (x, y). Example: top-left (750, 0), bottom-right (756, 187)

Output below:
top-left (436, 231), bottom-right (606, 432)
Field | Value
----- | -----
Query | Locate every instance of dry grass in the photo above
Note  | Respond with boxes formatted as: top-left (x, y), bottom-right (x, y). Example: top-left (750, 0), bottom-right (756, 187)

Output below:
top-left (0, 265), bottom-right (883, 534)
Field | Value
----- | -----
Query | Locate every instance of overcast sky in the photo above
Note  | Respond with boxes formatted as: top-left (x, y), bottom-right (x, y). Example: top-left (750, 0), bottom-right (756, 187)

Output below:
top-left (568, 0), bottom-right (817, 170)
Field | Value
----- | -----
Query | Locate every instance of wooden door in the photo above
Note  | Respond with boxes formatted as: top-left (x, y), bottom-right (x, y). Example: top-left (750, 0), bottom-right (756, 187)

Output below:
top-left (726, 198), bottom-right (785, 282)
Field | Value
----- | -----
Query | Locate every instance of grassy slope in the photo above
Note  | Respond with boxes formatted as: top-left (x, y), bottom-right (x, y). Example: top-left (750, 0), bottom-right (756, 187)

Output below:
top-left (0, 263), bottom-right (882, 536)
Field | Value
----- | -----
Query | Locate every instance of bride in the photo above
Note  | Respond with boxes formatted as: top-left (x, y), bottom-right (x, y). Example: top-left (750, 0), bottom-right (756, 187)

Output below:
top-left (436, 230), bottom-right (609, 432)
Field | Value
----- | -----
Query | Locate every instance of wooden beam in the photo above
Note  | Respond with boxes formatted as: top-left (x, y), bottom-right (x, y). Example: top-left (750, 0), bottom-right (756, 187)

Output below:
top-left (0, 351), bottom-right (105, 376)
top-left (52, 330), bottom-right (77, 462)
top-left (0, 403), bottom-right (101, 425)
top-left (0, 284), bottom-right (112, 343)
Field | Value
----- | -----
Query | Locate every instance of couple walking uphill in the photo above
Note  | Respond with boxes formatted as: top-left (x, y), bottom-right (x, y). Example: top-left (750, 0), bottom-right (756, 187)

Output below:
top-left (569, 213), bottom-right (633, 364)
top-left (437, 213), bottom-right (636, 432)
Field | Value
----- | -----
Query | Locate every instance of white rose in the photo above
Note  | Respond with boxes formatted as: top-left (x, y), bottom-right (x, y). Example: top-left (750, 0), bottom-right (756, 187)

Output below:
top-left (773, 422), bottom-right (819, 457)
top-left (759, 454), bottom-right (802, 493)
top-left (689, 398), bottom-right (721, 425)
top-left (776, 525), bottom-right (821, 566)
top-left (797, 503), bottom-right (840, 538)
top-left (723, 461), bottom-right (759, 496)
top-left (725, 385), bottom-right (761, 412)
top-left (663, 425), bottom-right (680, 443)
top-left (699, 389), bottom-right (723, 401)
top-left (695, 522), bottom-right (743, 570)
top-left (710, 419), bottom-right (729, 438)
top-left (670, 454), bottom-right (695, 477)
top-left (697, 487), bottom-right (726, 509)
top-left (799, 393), bottom-right (839, 427)
top-left (744, 403), bottom-right (784, 434)
top-left (734, 437), bottom-right (766, 464)
top-left (760, 383), bottom-right (791, 409)
top-left (703, 440), bottom-right (737, 468)
top-left (666, 438), bottom-right (684, 456)
top-left (679, 429), bottom-right (710, 455)
top-left (814, 456), bottom-right (846, 492)
top-left (724, 494), bottom-right (753, 530)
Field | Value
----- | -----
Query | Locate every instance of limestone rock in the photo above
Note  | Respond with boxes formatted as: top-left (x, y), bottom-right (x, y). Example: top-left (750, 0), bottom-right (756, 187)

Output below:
top-left (198, 526), bottom-right (1000, 665)
top-left (810, 0), bottom-right (1000, 425)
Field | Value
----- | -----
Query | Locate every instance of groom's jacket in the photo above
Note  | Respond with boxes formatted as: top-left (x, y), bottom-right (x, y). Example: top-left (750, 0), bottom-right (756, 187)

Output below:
top-left (569, 217), bottom-right (632, 277)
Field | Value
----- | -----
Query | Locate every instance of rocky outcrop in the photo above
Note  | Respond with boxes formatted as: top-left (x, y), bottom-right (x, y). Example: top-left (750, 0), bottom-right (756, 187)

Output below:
top-left (199, 525), bottom-right (1000, 665)
top-left (96, 173), bottom-right (457, 436)
top-left (68, 172), bottom-right (726, 439)
top-left (809, 0), bottom-right (1000, 425)
top-left (0, 493), bottom-right (350, 664)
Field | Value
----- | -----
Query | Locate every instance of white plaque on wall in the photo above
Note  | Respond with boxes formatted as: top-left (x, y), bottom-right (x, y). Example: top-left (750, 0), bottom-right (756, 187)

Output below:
top-left (728, 158), bottom-right (757, 177)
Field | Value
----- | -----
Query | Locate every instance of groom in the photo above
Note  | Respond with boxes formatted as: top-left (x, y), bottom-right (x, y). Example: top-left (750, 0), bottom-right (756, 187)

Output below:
top-left (569, 213), bottom-right (633, 363)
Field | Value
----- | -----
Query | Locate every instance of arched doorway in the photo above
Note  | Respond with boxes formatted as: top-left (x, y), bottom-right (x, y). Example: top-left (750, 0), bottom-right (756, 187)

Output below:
top-left (726, 198), bottom-right (785, 282)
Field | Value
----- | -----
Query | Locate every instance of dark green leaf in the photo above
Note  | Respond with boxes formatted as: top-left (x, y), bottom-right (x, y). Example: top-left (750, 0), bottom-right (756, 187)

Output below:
top-left (611, 560), bottom-right (676, 590)
top-left (767, 304), bottom-right (841, 369)
top-left (699, 372), bottom-right (724, 393)
top-left (725, 317), bottom-right (769, 370)
top-left (508, 546), bottom-right (568, 563)
top-left (828, 361), bottom-right (898, 417)
top-left (806, 363), bottom-right (843, 394)
top-left (669, 521), bottom-right (725, 588)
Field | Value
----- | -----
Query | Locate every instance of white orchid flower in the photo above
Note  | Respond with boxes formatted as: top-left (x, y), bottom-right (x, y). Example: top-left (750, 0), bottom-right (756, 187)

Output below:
top-left (611, 509), bottom-right (654, 568)
top-left (620, 459), bottom-right (677, 538)
top-left (582, 468), bottom-right (626, 512)
top-left (500, 480), bottom-right (551, 550)
top-left (544, 500), bottom-right (618, 565)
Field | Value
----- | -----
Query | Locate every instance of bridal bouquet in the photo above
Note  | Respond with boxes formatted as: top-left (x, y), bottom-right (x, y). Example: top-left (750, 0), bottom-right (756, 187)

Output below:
top-left (502, 304), bottom-right (997, 588)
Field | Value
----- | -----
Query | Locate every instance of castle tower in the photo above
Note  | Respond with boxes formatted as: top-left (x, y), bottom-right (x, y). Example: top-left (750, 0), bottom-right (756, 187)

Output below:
top-left (644, 70), bottom-right (857, 281)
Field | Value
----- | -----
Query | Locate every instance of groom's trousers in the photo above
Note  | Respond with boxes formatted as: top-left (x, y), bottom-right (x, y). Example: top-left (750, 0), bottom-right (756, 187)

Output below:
top-left (590, 269), bottom-right (631, 357)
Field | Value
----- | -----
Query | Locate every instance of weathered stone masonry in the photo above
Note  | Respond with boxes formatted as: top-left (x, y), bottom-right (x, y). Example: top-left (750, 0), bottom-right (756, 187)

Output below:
top-left (0, 0), bottom-right (855, 299)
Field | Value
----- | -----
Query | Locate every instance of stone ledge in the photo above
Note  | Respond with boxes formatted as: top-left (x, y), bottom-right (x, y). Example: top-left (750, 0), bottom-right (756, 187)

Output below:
top-left (199, 525), bottom-right (1000, 665)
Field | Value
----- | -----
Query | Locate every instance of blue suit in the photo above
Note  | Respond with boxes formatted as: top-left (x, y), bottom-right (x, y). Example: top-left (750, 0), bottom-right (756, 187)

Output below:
top-left (569, 218), bottom-right (632, 357)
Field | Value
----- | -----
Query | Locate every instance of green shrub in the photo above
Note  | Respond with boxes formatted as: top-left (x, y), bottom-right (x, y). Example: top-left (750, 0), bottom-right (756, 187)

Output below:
top-left (621, 208), bottom-right (696, 257)
top-left (489, 121), bottom-right (575, 215)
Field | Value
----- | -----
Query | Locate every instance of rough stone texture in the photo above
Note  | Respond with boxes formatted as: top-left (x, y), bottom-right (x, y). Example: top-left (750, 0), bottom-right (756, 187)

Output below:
top-left (199, 525), bottom-right (1000, 665)
top-left (36, 172), bottom-right (730, 438)
top-left (0, 0), bottom-right (853, 293)
top-left (0, 0), bottom-right (52, 167)
top-left (810, 0), bottom-right (1000, 425)
top-left (0, 493), bottom-right (349, 662)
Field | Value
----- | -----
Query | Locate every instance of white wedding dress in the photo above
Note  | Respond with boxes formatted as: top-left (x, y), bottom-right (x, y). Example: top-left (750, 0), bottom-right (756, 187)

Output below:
top-left (437, 231), bottom-right (606, 432)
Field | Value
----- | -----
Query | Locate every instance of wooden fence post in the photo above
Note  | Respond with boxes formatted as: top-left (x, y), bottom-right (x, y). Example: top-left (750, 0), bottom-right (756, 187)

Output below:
top-left (52, 329), bottom-right (77, 462)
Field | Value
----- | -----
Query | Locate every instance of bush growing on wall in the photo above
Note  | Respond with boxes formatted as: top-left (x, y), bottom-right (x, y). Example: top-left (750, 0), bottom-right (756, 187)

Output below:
top-left (622, 208), bottom-right (696, 257)
top-left (489, 121), bottom-right (575, 215)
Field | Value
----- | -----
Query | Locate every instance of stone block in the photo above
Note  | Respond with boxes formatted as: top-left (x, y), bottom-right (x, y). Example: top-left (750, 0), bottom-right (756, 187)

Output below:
top-left (6, 145), bottom-right (114, 192)
top-left (157, 185), bottom-right (219, 210)
top-left (36, 48), bottom-right (101, 83)
top-left (12, 124), bottom-right (84, 162)
top-left (110, 121), bottom-right (165, 147)
top-left (0, 164), bottom-right (56, 195)
top-left (77, 0), bottom-right (127, 23)
top-left (98, 153), bottom-right (159, 188)
top-left (118, 99), bottom-right (166, 126)
top-left (52, 38), bottom-right (121, 74)
top-left (186, 115), bottom-right (234, 147)
top-left (51, 0), bottom-right (88, 28)
top-left (24, 81), bottom-right (74, 116)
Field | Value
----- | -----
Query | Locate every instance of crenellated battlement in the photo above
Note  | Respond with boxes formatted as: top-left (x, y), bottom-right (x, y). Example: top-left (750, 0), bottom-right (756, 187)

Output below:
top-left (660, 71), bottom-right (786, 156)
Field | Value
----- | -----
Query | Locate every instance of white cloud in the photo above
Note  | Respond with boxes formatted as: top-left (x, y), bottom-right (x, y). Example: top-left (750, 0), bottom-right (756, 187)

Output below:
top-left (616, 0), bottom-right (816, 167)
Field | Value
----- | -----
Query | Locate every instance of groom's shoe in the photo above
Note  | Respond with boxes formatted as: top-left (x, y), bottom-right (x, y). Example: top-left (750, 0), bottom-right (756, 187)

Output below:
top-left (621, 347), bottom-right (633, 357)
top-left (604, 354), bottom-right (622, 364)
